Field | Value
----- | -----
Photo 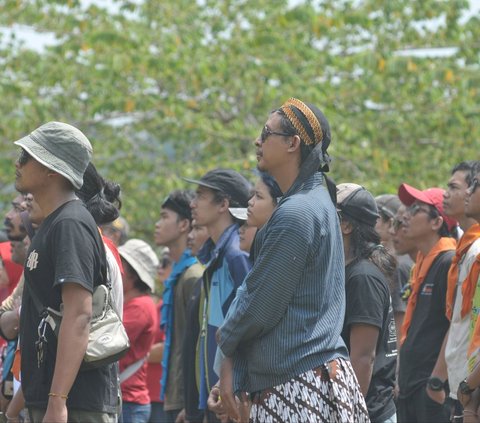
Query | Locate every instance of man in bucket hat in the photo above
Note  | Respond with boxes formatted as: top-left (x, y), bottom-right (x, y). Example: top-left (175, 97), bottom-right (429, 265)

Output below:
top-left (184, 168), bottom-right (252, 420)
top-left (14, 122), bottom-right (118, 422)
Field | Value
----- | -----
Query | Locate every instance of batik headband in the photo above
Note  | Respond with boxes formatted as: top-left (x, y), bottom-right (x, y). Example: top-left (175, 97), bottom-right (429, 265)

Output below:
top-left (280, 98), bottom-right (323, 146)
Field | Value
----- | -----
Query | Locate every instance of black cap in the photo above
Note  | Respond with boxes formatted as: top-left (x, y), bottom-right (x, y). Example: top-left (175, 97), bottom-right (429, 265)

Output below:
top-left (337, 183), bottom-right (380, 227)
top-left (375, 194), bottom-right (402, 219)
top-left (183, 168), bottom-right (251, 208)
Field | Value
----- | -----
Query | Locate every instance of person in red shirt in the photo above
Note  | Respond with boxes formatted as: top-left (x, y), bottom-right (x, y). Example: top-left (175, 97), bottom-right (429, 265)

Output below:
top-left (118, 239), bottom-right (159, 423)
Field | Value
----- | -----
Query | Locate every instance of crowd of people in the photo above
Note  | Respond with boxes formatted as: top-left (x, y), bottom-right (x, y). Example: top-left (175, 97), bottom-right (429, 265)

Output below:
top-left (0, 98), bottom-right (478, 423)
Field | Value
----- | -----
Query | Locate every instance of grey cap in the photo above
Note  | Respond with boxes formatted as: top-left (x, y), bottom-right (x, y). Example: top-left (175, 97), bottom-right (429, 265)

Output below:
top-left (118, 239), bottom-right (159, 291)
top-left (337, 183), bottom-right (380, 227)
top-left (375, 194), bottom-right (402, 219)
top-left (14, 121), bottom-right (92, 189)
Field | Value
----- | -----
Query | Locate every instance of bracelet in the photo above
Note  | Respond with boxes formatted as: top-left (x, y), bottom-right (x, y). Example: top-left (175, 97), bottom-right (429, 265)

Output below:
top-left (48, 392), bottom-right (68, 400)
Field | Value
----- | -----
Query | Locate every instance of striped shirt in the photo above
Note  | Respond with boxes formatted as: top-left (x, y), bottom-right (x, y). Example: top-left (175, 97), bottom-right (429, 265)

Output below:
top-left (219, 172), bottom-right (348, 393)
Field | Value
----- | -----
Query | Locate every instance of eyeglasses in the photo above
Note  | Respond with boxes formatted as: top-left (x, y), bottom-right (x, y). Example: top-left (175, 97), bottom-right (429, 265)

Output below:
top-left (392, 218), bottom-right (404, 232)
top-left (17, 149), bottom-right (31, 166)
top-left (406, 203), bottom-right (432, 216)
top-left (260, 125), bottom-right (293, 144)
top-left (469, 178), bottom-right (480, 194)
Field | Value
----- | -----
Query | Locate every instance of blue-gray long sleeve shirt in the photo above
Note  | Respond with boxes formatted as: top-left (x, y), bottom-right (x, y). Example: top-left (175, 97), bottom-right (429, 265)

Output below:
top-left (218, 172), bottom-right (348, 393)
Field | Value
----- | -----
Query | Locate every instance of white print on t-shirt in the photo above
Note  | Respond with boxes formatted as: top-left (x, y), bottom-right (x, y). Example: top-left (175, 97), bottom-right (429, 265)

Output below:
top-left (26, 249), bottom-right (39, 271)
top-left (421, 283), bottom-right (433, 296)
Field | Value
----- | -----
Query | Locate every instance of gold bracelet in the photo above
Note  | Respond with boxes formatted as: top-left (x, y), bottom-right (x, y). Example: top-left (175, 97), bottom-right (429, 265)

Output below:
top-left (48, 392), bottom-right (68, 400)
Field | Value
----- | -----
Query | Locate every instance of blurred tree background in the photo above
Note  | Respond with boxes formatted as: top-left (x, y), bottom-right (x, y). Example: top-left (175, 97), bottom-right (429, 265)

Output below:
top-left (0, 0), bottom-right (478, 240)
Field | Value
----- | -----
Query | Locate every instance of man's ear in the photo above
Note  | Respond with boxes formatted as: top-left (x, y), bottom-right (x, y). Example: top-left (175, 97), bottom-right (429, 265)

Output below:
top-left (431, 216), bottom-right (444, 232)
top-left (218, 197), bottom-right (230, 214)
top-left (178, 218), bottom-right (191, 234)
top-left (287, 135), bottom-right (301, 152)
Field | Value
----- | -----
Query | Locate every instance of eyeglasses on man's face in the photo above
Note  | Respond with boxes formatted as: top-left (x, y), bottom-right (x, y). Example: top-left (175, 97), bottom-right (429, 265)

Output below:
top-left (406, 203), bottom-right (432, 217)
top-left (260, 125), bottom-right (292, 144)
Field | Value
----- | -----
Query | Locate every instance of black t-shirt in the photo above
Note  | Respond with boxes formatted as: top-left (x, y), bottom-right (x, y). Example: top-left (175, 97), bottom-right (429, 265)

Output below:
top-left (20, 200), bottom-right (118, 412)
top-left (398, 249), bottom-right (454, 398)
top-left (342, 259), bottom-right (397, 423)
top-left (391, 255), bottom-right (413, 313)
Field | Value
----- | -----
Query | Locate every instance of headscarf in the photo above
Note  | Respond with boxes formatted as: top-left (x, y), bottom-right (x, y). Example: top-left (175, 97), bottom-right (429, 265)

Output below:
top-left (280, 98), bottom-right (331, 173)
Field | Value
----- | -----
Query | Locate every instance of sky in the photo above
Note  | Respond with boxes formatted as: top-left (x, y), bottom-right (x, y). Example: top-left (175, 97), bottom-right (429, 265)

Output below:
top-left (0, 0), bottom-right (479, 55)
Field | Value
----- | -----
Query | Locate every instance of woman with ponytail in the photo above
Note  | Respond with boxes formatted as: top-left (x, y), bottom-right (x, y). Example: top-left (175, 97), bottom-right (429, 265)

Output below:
top-left (337, 183), bottom-right (398, 423)
top-left (76, 162), bottom-right (124, 318)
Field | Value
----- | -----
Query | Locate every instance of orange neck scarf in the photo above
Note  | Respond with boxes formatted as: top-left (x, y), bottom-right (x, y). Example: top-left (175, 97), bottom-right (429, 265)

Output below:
top-left (401, 237), bottom-right (456, 345)
top-left (446, 224), bottom-right (480, 321)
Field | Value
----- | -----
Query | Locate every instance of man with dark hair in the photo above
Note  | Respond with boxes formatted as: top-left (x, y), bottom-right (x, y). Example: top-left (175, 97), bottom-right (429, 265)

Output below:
top-left (429, 161), bottom-right (480, 420)
top-left (457, 167), bottom-right (480, 416)
top-left (396, 183), bottom-right (457, 423)
top-left (13, 121), bottom-right (118, 422)
top-left (375, 194), bottom-right (413, 346)
top-left (213, 99), bottom-right (368, 422)
top-left (153, 190), bottom-right (204, 422)
top-left (0, 195), bottom-right (26, 298)
top-left (184, 169), bottom-right (252, 418)
top-left (338, 184), bottom-right (397, 423)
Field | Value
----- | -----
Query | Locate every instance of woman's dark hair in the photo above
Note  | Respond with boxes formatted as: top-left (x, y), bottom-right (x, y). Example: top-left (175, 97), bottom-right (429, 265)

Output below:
top-left (255, 170), bottom-right (282, 205)
top-left (76, 162), bottom-right (121, 225)
top-left (341, 213), bottom-right (397, 282)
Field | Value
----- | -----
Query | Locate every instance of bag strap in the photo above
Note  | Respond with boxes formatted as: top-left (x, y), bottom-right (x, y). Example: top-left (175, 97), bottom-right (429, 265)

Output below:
top-left (98, 235), bottom-right (112, 290)
top-left (119, 357), bottom-right (146, 383)
top-left (24, 278), bottom-right (46, 317)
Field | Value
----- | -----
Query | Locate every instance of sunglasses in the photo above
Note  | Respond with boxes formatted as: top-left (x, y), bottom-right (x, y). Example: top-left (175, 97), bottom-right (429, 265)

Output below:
top-left (470, 178), bottom-right (480, 194)
top-left (17, 149), bottom-right (31, 166)
top-left (260, 125), bottom-right (293, 144)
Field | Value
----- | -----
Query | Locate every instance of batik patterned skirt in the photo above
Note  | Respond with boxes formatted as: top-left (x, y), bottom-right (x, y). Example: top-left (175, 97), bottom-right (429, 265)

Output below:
top-left (250, 357), bottom-right (370, 423)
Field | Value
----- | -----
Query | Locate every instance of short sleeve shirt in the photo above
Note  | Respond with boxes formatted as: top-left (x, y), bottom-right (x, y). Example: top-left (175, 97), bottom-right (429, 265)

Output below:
top-left (342, 259), bottom-right (397, 422)
top-left (20, 200), bottom-right (117, 413)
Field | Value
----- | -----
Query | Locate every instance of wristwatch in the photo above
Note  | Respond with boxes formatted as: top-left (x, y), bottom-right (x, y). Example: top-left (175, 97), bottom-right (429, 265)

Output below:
top-left (427, 376), bottom-right (445, 391)
top-left (459, 378), bottom-right (475, 395)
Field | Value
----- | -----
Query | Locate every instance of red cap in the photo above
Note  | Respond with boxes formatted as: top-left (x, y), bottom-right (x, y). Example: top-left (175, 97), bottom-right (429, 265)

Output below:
top-left (398, 183), bottom-right (458, 232)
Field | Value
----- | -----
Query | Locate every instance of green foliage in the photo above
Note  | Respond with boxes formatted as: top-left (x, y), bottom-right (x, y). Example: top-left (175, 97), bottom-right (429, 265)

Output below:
top-left (0, 0), bottom-right (478, 240)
